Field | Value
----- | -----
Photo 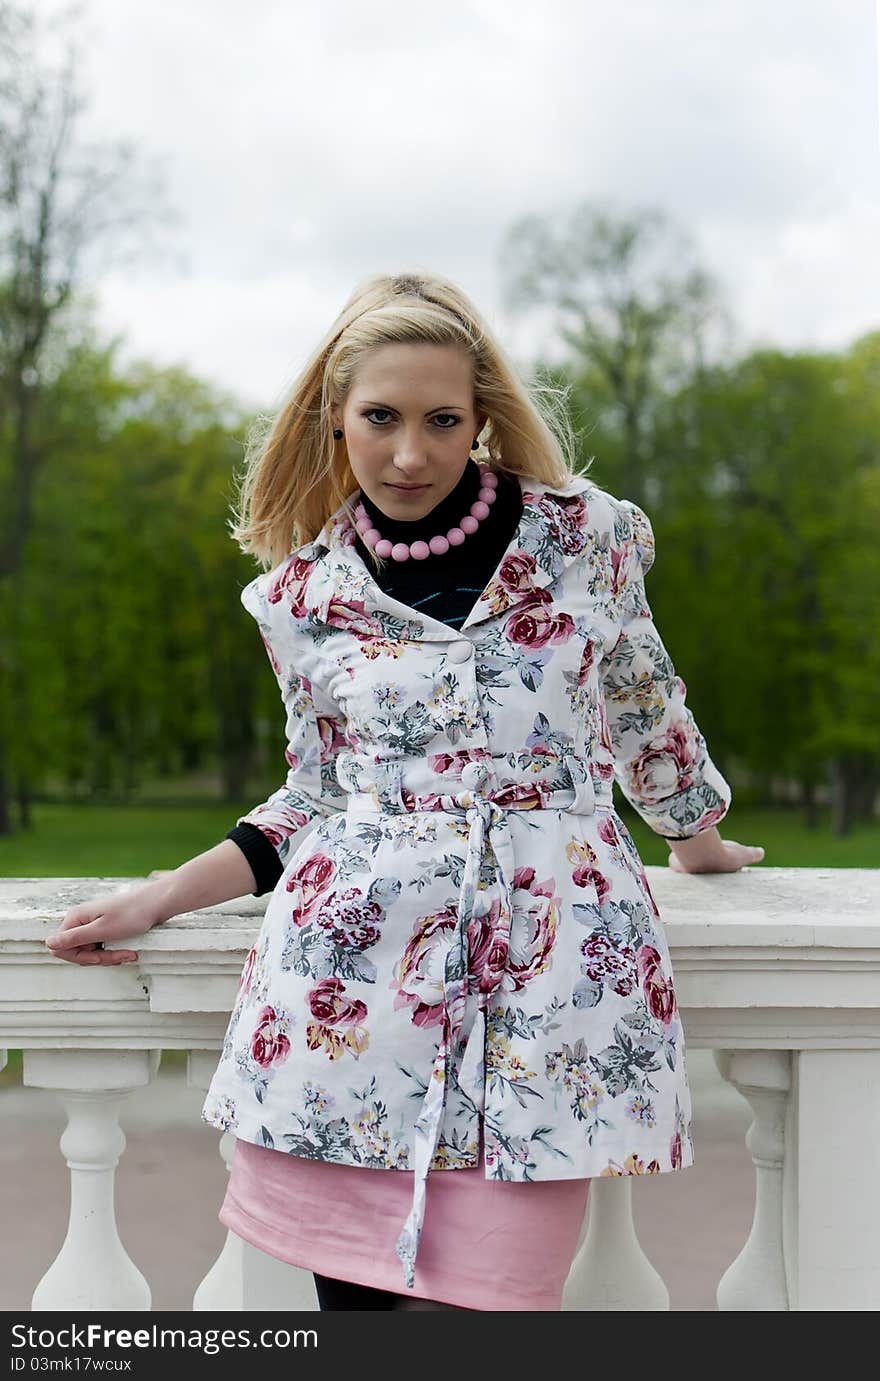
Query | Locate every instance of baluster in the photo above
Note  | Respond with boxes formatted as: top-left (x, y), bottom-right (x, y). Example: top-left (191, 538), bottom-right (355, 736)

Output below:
top-left (564, 1176), bottom-right (670, 1310)
top-left (188, 1051), bottom-right (317, 1312)
top-left (24, 1049), bottom-right (158, 1312)
top-left (714, 1049), bottom-right (790, 1311)
top-left (793, 1048), bottom-right (880, 1310)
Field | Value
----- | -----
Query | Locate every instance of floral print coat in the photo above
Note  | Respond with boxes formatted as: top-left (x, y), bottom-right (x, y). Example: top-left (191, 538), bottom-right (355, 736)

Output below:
top-left (202, 471), bottom-right (732, 1286)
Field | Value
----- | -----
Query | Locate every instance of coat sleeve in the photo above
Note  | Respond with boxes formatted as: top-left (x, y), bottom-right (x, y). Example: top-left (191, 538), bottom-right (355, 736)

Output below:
top-left (225, 573), bottom-right (349, 895)
top-left (600, 499), bottom-right (732, 840)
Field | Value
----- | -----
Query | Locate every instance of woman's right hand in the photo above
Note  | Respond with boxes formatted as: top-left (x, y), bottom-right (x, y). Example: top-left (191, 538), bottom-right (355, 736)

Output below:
top-left (45, 881), bottom-right (170, 965)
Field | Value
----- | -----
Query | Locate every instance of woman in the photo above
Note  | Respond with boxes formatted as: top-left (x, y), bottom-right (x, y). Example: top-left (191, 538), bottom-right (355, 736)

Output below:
top-left (46, 270), bottom-right (765, 1312)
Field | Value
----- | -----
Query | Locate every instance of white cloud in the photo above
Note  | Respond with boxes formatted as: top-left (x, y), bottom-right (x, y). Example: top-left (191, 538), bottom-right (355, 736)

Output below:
top-left (24, 0), bottom-right (880, 405)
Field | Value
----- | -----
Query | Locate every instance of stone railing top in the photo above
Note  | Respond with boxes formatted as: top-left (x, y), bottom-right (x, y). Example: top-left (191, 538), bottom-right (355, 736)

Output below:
top-left (1, 871), bottom-right (879, 1052)
top-left (1, 868), bottom-right (878, 949)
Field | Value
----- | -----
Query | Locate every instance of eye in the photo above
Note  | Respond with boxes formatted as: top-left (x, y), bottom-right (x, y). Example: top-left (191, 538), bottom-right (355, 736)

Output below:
top-left (363, 409), bottom-right (461, 429)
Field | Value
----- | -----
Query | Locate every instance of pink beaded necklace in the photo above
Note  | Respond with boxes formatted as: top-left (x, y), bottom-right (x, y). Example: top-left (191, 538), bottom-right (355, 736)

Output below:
top-left (354, 463), bottom-right (499, 562)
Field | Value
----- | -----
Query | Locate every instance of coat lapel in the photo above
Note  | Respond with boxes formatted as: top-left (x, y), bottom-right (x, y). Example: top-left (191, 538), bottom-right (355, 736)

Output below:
top-left (292, 472), bottom-right (596, 642)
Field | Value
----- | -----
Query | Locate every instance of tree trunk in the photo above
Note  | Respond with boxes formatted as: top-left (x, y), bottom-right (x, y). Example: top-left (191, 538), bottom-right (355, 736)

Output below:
top-left (828, 753), bottom-right (864, 838)
top-left (16, 773), bottom-right (32, 829)
top-left (0, 740), bottom-right (11, 836)
top-left (800, 773), bottom-right (819, 830)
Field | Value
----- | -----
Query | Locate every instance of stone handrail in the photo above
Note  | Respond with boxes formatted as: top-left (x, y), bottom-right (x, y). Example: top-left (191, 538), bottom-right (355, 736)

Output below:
top-left (1, 867), bottom-right (879, 1312)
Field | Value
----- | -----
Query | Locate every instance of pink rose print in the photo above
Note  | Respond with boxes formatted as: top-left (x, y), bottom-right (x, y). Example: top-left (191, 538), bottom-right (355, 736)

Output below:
top-left (571, 862), bottom-right (613, 904)
top-left (598, 816), bottom-right (619, 848)
top-left (324, 598), bottom-right (383, 637)
top-left (505, 869), bottom-right (559, 989)
top-left (286, 852), bottom-right (336, 926)
top-left (628, 722), bottom-right (700, 805)
top-left (252, 805), bottom-right (313, 850)
top-left (506, 595), bottom-right (576, 650)
top-left (493, 782), bottom-right (544, 811)
top-left (670, 1129), bottom-right (683, 1169)
top-left (393, 874), bottom-right (558, 1023)
top-left (469, 912), bottom-right (510, 995)
top-left (576, 637), bottom-right (597, 686)
top-left (580, 933), bottom-right (638, 997)
top-left (267, 555), bottom-right (314, 619)
top-left (250, 1005), bottom-right (291, 1069)
top-left (553, 497), bottom-right (589, 554)
top-left (392, 905), bottom-right (461, 1028)
top-left (317, 713), bottom-right (347, 761)
top-left (610, 544), bottom-right (628, 597)
top-left (307, 977), bottom-right (368, 1025)
top-left (305, 978), bottom-right (369, 1061)
top-left (496, 551), bottom-right (538, 592)
top-left (430, 749), bottom-right (492, 778)
top-left (315, 888), bottom-right (383, 950)
top-left (637, 945), bottom-right (677, 1025)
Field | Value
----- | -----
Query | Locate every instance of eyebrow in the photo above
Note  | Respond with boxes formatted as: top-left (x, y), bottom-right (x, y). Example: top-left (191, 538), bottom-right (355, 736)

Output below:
top-left (358, 401), bottom-right (467, 413)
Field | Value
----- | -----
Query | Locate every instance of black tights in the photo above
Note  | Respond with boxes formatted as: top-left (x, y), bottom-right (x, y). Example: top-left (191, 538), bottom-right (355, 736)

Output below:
top-left (312, 1272), bottom-right (468, 1311)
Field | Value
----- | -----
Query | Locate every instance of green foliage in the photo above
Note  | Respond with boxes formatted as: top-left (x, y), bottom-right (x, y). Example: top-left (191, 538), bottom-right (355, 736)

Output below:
top-left (1, 319), bottom-right (288, 824)
top-left (1, 244), bottom-right (879, 844)
top-left (620, 803), bottom-right (878, 868)
top-left (0, 800), bottom-right (263, 876)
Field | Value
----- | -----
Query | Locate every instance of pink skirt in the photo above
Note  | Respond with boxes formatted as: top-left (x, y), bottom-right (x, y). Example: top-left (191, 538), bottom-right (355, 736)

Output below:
top-left (220, 1136), bottom-right (591, 1311)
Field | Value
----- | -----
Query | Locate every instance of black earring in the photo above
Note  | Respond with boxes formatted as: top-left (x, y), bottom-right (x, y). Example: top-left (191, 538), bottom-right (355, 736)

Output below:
top-left (333, 428), bottom-right (343, 440)
top-left (471, 437), bottom-right (479, 449)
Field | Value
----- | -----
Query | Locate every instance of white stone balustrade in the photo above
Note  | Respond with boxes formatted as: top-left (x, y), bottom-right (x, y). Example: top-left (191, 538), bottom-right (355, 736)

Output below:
top-left (1, 867), bottom-right (879, 1312)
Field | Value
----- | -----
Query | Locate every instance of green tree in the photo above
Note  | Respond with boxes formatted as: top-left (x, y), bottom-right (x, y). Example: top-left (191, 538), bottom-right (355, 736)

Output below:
top-left (0, 0), bottom-right (173, 833)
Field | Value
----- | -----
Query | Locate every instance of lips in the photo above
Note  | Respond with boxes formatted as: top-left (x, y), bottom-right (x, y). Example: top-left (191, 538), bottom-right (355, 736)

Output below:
top-left (387, 484), bottom-right (429, 491)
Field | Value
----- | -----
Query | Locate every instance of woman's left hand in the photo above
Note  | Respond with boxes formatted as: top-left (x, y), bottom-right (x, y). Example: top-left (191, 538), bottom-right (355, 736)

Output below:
top-left (667, 827), bottom-right (765, 874)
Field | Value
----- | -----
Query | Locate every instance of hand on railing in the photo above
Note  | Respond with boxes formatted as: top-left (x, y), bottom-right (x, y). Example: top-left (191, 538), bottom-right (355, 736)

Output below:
top-left (667, 826), bottom-right (765, 875)
top-left (44, 881), bottom-right (168, 965)
top-left (43, 839), bottom-right (262, 965)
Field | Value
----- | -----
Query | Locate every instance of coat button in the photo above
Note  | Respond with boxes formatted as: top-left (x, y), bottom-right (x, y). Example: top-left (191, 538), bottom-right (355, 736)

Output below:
top-left (461, 761), bottom-right (488, 789)
top-left (447, 640), bottom-right (474, 664)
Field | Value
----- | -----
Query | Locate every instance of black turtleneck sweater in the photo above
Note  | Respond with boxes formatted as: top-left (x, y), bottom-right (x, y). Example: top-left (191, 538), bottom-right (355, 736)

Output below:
top-left (353, 458), bottom-right (523, 629)
top-left (227, 458), bottom-right (524, 894)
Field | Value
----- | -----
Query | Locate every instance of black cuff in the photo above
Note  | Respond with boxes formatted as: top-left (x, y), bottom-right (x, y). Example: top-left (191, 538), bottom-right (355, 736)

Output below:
top-left (226, 823), bottom-right (285, 897)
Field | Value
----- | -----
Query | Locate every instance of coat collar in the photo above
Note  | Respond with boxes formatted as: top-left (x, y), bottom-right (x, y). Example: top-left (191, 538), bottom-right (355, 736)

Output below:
top-left (280, 472), bottom-right (597, 643)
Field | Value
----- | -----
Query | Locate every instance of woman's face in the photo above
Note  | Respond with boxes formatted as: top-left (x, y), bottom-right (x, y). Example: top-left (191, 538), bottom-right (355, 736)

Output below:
top-left (332, 342), bottom-right (487, 521)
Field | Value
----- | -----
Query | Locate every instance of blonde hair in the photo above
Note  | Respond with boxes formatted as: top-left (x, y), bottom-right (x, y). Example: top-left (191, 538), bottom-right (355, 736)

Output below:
top-left (228, 269), bottom-right (588, 573)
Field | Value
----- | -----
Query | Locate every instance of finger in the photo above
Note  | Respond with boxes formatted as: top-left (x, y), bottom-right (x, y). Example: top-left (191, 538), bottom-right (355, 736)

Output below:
top-left (46, 920), bottom-right (105, 951)
top-left (55, 903), bottom-right (106, 933)
top-left (72, 947), bottom-right (139, 966)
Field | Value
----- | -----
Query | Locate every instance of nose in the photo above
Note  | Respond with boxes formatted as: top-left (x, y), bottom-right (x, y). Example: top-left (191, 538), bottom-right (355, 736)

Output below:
top-left (392, 447), bottom-right (429, 475)
top-left (390, 425), bottom-right (433, 470)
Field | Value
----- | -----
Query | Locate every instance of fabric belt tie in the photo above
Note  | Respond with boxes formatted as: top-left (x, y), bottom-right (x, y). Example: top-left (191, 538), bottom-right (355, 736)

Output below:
top-left (346, 753), bottom-right (602, 1289)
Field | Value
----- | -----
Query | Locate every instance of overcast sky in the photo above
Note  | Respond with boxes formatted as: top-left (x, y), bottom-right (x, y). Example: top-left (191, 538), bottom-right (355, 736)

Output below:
top-left (27, 0), bottom-right (880, 410)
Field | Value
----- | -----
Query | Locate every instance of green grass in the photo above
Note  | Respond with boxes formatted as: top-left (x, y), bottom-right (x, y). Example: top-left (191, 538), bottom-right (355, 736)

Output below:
top-left (0, 801), bottom-right (259, 878)
top-left (0, 798), bottom-right (876, 878)
top-left (623, 802), bottom-right (879, 868)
